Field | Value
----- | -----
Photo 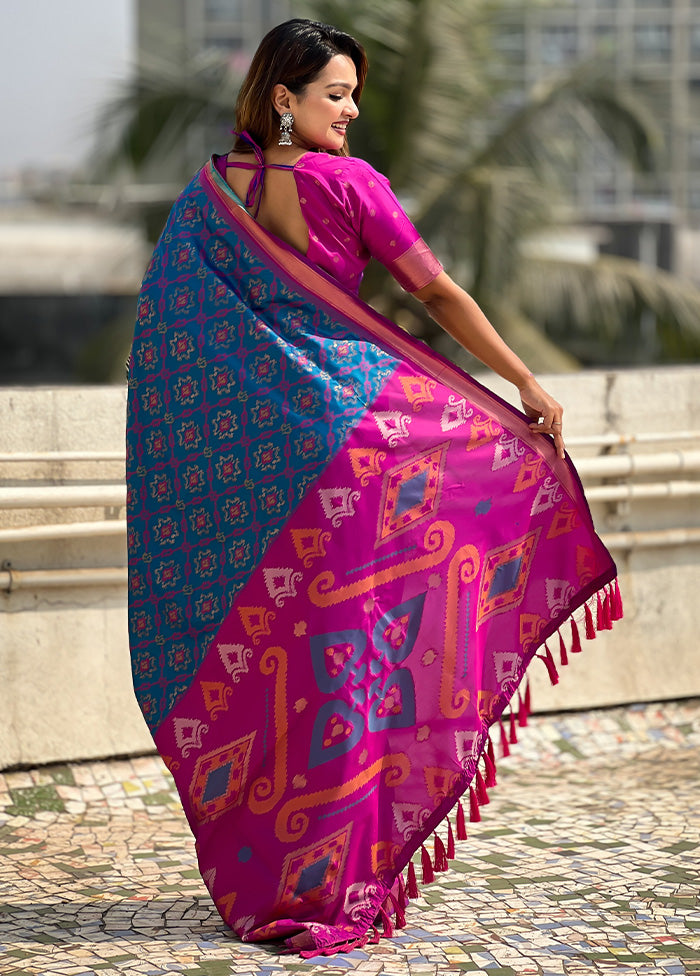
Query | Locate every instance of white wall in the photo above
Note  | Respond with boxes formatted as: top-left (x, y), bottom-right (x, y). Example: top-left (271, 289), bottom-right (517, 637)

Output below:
top-left (1, 369), bottom-right (699, 769)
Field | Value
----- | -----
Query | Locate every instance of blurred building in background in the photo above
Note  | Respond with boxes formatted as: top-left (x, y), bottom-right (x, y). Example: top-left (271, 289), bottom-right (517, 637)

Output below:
top-left (493, 0), bottom-right (700, 274)
top-left (137, 0), bottom-right (291, 67)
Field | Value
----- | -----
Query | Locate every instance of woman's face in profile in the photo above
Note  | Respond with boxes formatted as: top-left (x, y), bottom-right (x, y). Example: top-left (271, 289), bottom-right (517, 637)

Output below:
top-left (283, 54), bottom-right (359, 152)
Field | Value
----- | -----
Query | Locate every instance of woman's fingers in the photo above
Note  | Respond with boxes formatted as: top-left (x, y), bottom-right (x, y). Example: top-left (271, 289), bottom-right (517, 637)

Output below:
top-left (521, 381), bottom-right (565, 458)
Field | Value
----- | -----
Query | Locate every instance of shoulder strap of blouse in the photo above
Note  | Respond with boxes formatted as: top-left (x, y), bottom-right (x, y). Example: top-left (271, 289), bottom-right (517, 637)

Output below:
top-left (225, 130), bottom-right (295, 215)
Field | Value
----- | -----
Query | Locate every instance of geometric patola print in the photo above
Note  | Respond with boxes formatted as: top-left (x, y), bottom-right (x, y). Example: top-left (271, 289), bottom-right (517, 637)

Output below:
top-left (466, 415), bottom-right (502, 452)
top-left (376, 443), bottom-right (448, 546)
top-left (399, 374), bottom-right (436, 412)
top-left (476, 528), bottom-right (541, 628)
top-left (276, 826), bottom-right (352, 910)
top-left (547, 501), bottom-right (580, 539)
top-left (189, 732), bottom-right (256, 824)
top-left (126, 175), bottom-right (400, 735)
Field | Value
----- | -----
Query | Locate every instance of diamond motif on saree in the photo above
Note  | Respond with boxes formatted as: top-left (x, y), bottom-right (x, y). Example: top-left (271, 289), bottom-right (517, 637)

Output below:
top-left (376, 445), bottom-right (447, 545)
top-left (477, 529), bottom-right (541, 627)
top-left (277, 827), bottom-right (352, 910)
top-left (190, 732), bottom-right (256, 823)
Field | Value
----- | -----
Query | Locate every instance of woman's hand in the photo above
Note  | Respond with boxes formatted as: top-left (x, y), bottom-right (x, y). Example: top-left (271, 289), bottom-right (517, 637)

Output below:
top-left (413, 274), bottom-right (566, 458)
top-left (518, 375), bottom-right (565, 459)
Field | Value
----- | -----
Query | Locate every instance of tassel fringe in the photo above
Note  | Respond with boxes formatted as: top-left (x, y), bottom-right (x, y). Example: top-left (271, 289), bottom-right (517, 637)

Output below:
top-left (393, 576), bottom-right (621, 950)
top-left (537, 642), bottom-right (560, 686)
top-left (407, 859), bottom-right (419, 898)
top-left (585, 602), bottom-right (596, 640)
top-left (499, 718), bottom-right (511, 757)
top-left (484, 750), bottom-right (497, 788)
top-left (509, 710), bottom-right (518, 744)
top-left (475, 768), bottom-right (490, 806)
top-left (420, 844), bottom-right (434, 884)
top-left (456, 800), bottom-right (468, 839)
top-left (517, 692), bottom-right (528, 728)
top-left (571, 617), bottom-right (582, 653)
top-left (433, 832), bottom-right (449, 872)
top-left (469, 785), bottom-right (481, 822)
top-left (559, 630), bottom-right (568, 667)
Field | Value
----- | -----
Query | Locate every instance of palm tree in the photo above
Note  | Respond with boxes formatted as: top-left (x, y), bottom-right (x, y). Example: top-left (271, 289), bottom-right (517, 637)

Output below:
top-left (97, 0), bottom-right (700, 369)
top-left (305, 0), bottom-right (700, 369)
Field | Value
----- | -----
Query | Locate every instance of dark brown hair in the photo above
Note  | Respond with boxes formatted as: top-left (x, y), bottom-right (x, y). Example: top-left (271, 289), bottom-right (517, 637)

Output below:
top-left (234, 19), bottom-right (368, 156)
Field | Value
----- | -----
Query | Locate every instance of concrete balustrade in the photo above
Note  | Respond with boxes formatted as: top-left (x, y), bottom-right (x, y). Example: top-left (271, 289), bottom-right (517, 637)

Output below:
top-left (1, 367), bottom-right (699, 769)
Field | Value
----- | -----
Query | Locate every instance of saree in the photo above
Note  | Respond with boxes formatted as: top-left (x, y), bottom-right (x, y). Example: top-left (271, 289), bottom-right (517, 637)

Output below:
top-left (126, 158), bottom-right (622, 956)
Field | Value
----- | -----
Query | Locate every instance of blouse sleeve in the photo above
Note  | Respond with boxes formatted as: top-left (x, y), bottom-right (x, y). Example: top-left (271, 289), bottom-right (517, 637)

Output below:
top-left (347, 161), bottom-right (443, 292)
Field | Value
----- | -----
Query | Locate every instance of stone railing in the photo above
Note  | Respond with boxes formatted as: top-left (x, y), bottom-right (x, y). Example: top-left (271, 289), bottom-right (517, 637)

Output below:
top-left (1, 368), bottom-right (699, 768)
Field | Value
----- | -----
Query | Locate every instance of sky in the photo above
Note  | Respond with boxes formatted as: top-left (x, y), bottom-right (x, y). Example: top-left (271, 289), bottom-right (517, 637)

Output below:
top-left (0, 0), bottom-right (133, 177)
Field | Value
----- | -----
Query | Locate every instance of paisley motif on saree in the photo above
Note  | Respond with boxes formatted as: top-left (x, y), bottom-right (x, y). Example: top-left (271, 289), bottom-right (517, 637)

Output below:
top-left (126, 159), bottom-right (621, 955)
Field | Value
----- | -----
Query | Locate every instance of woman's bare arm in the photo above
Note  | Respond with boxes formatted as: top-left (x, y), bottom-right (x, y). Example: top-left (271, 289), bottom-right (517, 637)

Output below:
top-left (412, 271), bottom-right (566, 458)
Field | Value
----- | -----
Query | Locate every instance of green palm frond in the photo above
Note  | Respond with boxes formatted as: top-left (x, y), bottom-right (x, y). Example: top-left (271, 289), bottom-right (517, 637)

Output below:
top-left (96, 53), bottom-right (239, 179)
top-left (517, 255), bottom-right (700, 362)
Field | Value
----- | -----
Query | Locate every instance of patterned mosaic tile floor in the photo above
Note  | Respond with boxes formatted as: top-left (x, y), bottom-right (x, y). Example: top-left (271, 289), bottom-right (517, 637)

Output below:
top-left (1, 700), bottom-right (699, 976)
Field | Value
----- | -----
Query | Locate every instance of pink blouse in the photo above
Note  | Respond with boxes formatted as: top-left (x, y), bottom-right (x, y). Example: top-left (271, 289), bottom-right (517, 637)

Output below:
top-left (214, 140), bottom-right (442, 296)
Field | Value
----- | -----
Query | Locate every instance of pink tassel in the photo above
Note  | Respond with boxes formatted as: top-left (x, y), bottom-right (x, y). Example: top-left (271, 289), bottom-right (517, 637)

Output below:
top-left (487, 735), bottom-right (496, 766)
top-left (509, 710), bottom-right (518, 744)
top-left (585, 602), bottom-right (596, 640)
top-left (380, 904), bottom-right (394, 937)
top-left (596, 591), bottom-right (605, 630)
top-left (524, 679), bottom-right (531, 716)
top-left (559, 630), bottom-right (568, 667)
top-left (611, 578), bottom-right (624, 620)
top-left (518, 692), bottom-right (528, 728)
top-left (421, 844), bottom-right (434, 883)
top-left (398, 871), bottom-right (408, 909)
top-left (484, 750), bottom-right (497, 787)
top-left (603, 590), bottom-right (613, 629)
top-left (469, 785), bottom-right (481, 822)
top-left (538, 644), bottom-right (560, 686)
top-left (447, 817), bottom-right (455, 858)
top-left (456, 800), bottom-right (468, 839)
top-left (434, 832), bottom-right (448, 872)
top-left (499, 719), bottom-right (511, 757)
top-left (391, 891), bottom-right (406, 929)
top-left (571, 617), bottom-right (582, 653)
top-left (407, 859), bottom-right (419, 898)
top-left (475, 768), bottom-right (490, 805)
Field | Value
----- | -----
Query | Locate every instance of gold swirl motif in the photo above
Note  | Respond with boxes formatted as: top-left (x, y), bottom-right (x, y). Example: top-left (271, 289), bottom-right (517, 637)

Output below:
top-left (440, 544), bottom-right (481, 719)
top-left (275, 753), bottom-right (411, 843)
top-left (307, 520), bottom-right (455, 607)
top-left (247, 646), bottom-right (288, 815)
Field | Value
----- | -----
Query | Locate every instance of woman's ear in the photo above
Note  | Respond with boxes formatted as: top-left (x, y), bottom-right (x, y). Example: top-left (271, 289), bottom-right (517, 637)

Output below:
top-left (271, 84), bottom-right (293, 116)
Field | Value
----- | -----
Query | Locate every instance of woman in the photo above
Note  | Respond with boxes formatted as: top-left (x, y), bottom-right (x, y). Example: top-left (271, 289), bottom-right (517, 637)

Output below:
top-left (126, 18), bottom-right (621, 957)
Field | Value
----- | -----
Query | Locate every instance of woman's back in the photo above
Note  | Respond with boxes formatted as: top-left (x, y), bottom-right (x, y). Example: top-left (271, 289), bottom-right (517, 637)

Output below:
top-left (223, 150), bottom-right (310, 256)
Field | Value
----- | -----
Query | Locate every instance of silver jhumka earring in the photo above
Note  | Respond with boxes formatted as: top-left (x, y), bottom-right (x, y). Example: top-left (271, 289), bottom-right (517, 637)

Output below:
top-left (278, 112), bottom-right (294, 146)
